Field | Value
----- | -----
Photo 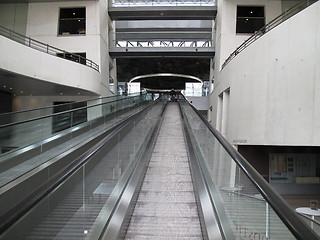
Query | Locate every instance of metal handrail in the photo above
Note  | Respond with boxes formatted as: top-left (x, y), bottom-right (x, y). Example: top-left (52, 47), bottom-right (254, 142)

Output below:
top-left (0, 25), bottom-right (99, 72)
top-left (221, 0), bottom-right (319, 70)
top-left (0, 94), bottom-right (148, 129)
top-left (184, 96), bottom-right (320, 240)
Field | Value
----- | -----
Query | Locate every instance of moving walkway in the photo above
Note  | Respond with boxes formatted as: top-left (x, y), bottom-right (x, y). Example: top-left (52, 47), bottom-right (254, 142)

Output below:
top-left (0, 95), bottom-right (319, 239)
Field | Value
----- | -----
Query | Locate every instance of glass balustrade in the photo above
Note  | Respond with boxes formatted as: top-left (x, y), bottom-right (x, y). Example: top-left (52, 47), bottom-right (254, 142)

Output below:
top-left (0, 94), bottom-right (152, 188)
top-left (0, 99), bottom-right (166, 240)
top-left (179, 100), bottom-right (320, 239)
top-left (0, 95), bottom-right (127, 126)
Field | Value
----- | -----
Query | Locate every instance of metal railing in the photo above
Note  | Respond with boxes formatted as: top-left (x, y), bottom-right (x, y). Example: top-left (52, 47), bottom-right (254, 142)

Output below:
top-left (221, 0), bottom-right (319, 70)
top-left (111, 0), bottom-right (215, 7)
top-left (0, 25), bottom-right (99, 72)
top-left (113, 39), bottom-right (213, 48)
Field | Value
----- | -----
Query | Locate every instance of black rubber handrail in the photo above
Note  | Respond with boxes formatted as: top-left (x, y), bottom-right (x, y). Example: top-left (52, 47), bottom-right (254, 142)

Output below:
top-left (0, 25), bottom-right (99, 71)
top-left (183, 96), bottom-right (320, 240)
top-left (221, 0), bottom-right (319, 70)
top-left (0, 94), bottom-right (149, 129)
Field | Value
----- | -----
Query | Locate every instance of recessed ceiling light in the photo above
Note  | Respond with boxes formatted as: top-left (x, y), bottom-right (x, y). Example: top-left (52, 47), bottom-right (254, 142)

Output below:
top-left (3, 85), bottom-right (6, 88)
top-left (9, 87), bottom-right (13, 90)
top-left (60, 93), bottom-right (63, 95)
top-left (20, 91), bottom-right (23, 93)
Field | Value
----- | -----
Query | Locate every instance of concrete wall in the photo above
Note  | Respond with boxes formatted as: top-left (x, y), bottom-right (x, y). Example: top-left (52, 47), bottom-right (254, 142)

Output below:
top-left (25, 1), bottom-right (111, 96)
top-left (208, 0), bottom-right (282, 125)
top-left (214, 0), bottom-right (282, 71)
top-left (0, 35), bottom-right (101, 94)
top-left (209, 1), bottom-right (320, 147)
top-left (0, 3), bottom-right (28, 35)
top-left (186, 96), bottom-right (208, 111)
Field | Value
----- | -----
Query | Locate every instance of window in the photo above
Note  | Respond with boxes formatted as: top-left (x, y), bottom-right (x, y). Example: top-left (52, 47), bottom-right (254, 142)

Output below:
top-left (59, 8), bottom-right (86, 35)
top-left (236, 6), bottom-right (265, 34)
top-left (52, 102), bottom-right (87, 133)
top-left (57, 52), bottom-right (87, 65)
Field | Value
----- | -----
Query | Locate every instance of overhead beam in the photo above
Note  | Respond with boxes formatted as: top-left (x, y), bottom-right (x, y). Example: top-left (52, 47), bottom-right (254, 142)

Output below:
top-left (109, 47), bottom-right (215, 58)
top-left (109, 6), bottom-right (217, 20)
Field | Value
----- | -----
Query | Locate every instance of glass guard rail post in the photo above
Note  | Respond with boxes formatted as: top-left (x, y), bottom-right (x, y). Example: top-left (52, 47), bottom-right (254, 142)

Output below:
top-left (179, 97), bottom-right (320, 240)
top-left (0, 99), bottom-right (165, 240)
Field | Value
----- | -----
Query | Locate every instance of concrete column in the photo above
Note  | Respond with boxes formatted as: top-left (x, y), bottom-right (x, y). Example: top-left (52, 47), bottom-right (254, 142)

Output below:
top-left (216, 93), bottom-right (223, 131)
top-left (221, 89), bottom-right (230, 137)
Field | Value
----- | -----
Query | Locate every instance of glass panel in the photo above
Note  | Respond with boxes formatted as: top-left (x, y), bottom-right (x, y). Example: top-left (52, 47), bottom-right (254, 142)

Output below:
top-left (0, 100), bottom-right (165, 239)
top-left (179, 100), bottom-right (304, 239)
top-left (0, 95), bottom-right (152, 188)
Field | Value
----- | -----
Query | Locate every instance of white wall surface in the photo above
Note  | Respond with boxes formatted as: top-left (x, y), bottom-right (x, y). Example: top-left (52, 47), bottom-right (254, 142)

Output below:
top-left (186, 96), bottom-right (208, 111)
top-left (214, 0), bottom-right (282, 71)
top-left (0, 3), bottom-right (28, 35)
top-left (210, 1), bottom-right (320, 146)
top-left (0, 35), bottom-right (101, 94)
top-left (25, 1), bottom-right (111, 96)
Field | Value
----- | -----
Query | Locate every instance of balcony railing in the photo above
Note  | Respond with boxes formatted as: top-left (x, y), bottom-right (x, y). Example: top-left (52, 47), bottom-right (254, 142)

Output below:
top-left (221, 0), bottom-right (319, 70)
top-left (0, 25), bottom-right (99, 72)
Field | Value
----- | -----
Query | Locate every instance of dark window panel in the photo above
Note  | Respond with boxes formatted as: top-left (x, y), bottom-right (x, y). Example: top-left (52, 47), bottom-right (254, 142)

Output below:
top-left (236, 18), bottom-right (265, 33)
top-left (237, 6), bottom-right (265, 17)
top-left (59, 8), bottom-right (85, 19)
top-left (59, 7), bottom-right (86, 35)
top-left (236, 6), bottom-right (265, 34)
